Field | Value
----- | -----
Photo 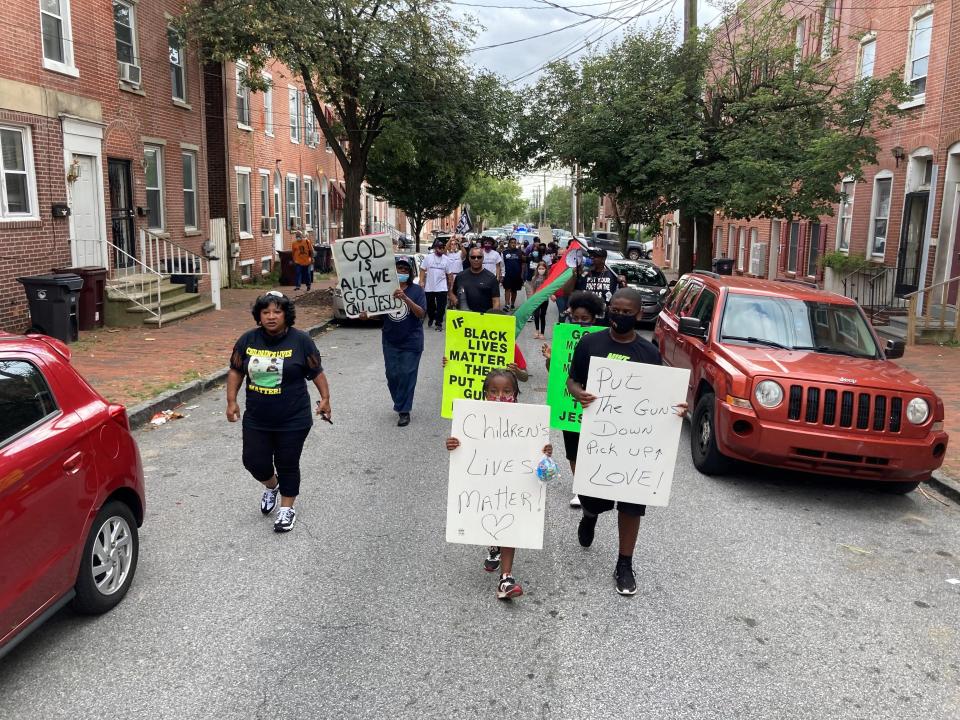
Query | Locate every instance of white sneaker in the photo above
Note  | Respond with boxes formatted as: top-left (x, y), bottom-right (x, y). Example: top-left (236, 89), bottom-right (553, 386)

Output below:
top-left (569, 495), bottom-right (581, 508)
top-left (261, 485), bottom-right (280, 514)
top-left (274, 507), bottom-right (296, 533)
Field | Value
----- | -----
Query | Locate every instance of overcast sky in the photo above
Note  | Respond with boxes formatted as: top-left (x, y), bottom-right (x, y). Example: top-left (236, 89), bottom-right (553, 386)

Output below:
top-left (455, 0), bottom-right (723, 199)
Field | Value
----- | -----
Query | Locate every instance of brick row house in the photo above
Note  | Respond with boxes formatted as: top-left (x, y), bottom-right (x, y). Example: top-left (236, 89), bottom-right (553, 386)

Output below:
top-left (0, 0), bottom-right (412, 331)
top-left (659, 0), bottom-right (960, 338)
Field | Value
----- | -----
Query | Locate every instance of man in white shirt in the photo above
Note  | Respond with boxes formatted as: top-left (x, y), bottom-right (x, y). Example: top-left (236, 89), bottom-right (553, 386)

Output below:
top-left (481, 237), bottom-right (503, 282)
top-left (419, 239), bottom-right (455, 331)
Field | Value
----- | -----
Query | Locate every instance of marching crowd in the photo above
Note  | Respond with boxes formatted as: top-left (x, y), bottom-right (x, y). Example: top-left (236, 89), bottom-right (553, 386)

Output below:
top-left (225, 228), bottom-right (684, 599)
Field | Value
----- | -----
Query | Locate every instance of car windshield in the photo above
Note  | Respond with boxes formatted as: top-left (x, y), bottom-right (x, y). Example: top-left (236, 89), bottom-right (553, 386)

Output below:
top-left (719, 293), bottom-right (879, 358)
top-left (610, 263), bottom-right (667, 287)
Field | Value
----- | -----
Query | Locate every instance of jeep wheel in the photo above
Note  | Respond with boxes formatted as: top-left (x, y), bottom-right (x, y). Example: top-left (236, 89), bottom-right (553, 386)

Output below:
top-left (627, 249), bottom-right (641, 260)
top-left (691, 393), bottom-right (731, 475)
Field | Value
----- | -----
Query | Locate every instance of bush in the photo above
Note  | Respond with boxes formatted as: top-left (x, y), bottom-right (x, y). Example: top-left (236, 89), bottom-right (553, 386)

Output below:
top-left (820, 251), bottom-right (872, 275)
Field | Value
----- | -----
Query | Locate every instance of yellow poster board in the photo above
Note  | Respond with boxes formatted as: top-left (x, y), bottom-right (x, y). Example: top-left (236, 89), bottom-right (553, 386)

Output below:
top-left (441, 310), bottom-right (516, 418)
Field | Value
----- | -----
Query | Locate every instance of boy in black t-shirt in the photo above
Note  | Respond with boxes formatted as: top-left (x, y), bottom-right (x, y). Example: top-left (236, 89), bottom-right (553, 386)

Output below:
top-left (566, 288), bottom-right (687, 595)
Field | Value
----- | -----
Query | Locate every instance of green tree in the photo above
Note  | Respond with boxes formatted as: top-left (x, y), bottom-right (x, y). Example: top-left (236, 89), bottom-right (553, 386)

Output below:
top-left (462, 175), bottom-right (527, 231)
top-left (542, 184), bottom-right (571, 228)
top-left (182, 0), bottom-right (471, 238)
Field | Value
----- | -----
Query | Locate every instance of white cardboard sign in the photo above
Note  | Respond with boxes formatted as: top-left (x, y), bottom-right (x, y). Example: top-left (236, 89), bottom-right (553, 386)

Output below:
top-left (446, 399), bottom-right (551, 550)
top-left (571, 357), bottom-right (690, 507)
top-left (331, 233), bottom-right (402, 318)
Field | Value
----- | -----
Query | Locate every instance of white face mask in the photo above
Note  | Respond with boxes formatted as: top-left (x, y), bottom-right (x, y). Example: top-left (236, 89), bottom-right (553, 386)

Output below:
top-left (537, 268), bottom-right (546, 275)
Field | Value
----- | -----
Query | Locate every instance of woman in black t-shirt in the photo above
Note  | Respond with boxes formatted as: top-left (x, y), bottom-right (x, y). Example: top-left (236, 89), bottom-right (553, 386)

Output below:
top-left (226, 291), bottom-right (332, 533)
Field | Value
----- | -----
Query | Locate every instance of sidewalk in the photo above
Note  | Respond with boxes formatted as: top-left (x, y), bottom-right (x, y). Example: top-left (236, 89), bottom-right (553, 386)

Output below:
top-left (70, 277), bottom-right (335, 408)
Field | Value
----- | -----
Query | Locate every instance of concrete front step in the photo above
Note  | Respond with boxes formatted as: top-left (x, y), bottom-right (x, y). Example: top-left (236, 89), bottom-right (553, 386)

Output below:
top-left (124, 288), bottom-right (201, 315)
top-left (141, 300), bottom-right (216, 326)
top-left (108, 280), bottom-right (187, 305)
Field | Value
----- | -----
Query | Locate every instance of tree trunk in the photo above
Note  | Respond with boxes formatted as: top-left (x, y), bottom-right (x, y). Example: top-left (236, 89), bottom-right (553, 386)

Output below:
top-left (694, 213), bottom-right (714, 270)
top-left (343, 160), bottom-right (366, 238)
top-left (677, 212), bottom-right (695, 275)
top-left (413, 212), bottom-right (425, 253)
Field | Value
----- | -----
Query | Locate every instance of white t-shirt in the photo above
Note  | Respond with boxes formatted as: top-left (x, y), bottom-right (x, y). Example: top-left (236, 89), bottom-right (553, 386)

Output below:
top-left (421, 252), bottom-right (452, 292)
top-left (482, 249), bottom-right (503, 276)
top-left (445, 251), bottom-right (463, 275)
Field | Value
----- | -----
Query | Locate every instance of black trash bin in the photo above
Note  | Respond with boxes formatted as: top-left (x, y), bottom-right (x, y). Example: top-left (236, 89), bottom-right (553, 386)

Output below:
top-left (164, 258), bottom-right (200, 293)
top-left (277, 250), bottom-right (296, 285)
top-left (17, 274), bottom-right (83, 343)
top-left (52, 266), bottom-right (107, 330)
top-left (314, 245), bottom-right (332, 273)
top-left (713, 258), bottom-right (735, 276)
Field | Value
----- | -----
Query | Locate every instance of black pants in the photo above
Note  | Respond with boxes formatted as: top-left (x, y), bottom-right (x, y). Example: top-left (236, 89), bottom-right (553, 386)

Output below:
top-left (533, 301), bottom-right (548, 333)
top-left (242, 426), bottom-right (311, 497)
top-left (426, 291), bottom-right (447, 327)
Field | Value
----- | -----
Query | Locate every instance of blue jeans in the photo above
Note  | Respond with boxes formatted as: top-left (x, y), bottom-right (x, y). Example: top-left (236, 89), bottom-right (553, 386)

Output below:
top-left (555, 294), bottom-right (568, 321)
top-left (295, 264), bottom-right (312, 289)
top-left (383, 343), bottom-right (422, 413)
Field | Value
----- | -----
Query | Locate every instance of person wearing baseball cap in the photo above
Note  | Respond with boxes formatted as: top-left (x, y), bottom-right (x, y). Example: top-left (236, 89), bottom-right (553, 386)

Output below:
top-left (419, 239), bottom-right (455, 331)
top-left (560, 246), bottom-right (621, 322)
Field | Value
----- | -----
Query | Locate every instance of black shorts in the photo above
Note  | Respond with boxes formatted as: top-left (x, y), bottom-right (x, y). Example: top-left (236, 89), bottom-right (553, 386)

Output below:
top-left (562, 430), bottom-right (580, 462)
top-left (578, 494), bottom-right (647, 517)
top-left (502, 275), bottom-right (523, 291)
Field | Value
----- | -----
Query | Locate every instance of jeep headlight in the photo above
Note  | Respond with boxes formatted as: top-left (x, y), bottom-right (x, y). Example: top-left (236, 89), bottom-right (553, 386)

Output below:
top-left (906, 397), bottom-right (929, 425)
top-left (754, 380), bottom-right (784, 408)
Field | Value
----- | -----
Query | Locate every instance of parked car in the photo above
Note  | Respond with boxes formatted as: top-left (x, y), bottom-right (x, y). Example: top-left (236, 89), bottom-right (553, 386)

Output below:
top-left (655, 272), bottom-right (948, 493)
top-left (590, 231), bottom-right (650, 260)
top-left (607, 260), bottom-right (669, 325)
top-left (0, 333), bottom-right (145, 659)
top-left (332, 254), bottom-right (421, 322)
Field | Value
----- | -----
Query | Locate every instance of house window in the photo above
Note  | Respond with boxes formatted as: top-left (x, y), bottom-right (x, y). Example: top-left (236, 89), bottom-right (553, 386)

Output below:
top-left (261, 256), bottom-right (271, 275)
top-left (143, 146), bottom-right (163, 230)
top-left (794, 19), bottom-right (805, 66)
top-left (259, 172), bottom-right (270, 227)
top-left (40, 0), bottom-right (75, 72)
top-left (262, 73), bottom-right (273, 136)
top-left (787, 222), bottom-right (801, 272)
top-left (737, 228), bottom-right (746, 271)
top-left (304, 99), bottom-right (316, 147)
top-left (113, 0), bottom-right (136, 65)
top-left (837, 180), bottom-right (854, 251)
top-left (870, 176), bottom-right (892, 255)
top-left (908, 11), bottom-right (933, 97)
top-left (727, 225), bottom-right (736, 257)
top-left (820, 1), bottom-right (836, 58)
top-left (749, 229), bottom-right (762, 275)
top-left (0, 126), bottom-right (38, 219)
top-left (858, 36), bottom-right (876, 80)
top-left (239, 259), bottom-right (253, 279)
top-left (237, 170), bottom-right (251, 236)
top-left (286, 175), bottom-right (299, 227)
top-left (168, 28), bottom-right (186, 102)
top-left (182, 151), bottom-right (197, 230)
top-left (304, 178), bottom-right (313, 230)
top-left (289, 87), bottom-right (300, 143)
top-left (807, 223), bottom-right (821, 276)
top-left (235, 63), bottom-right (250, 127)
top-left (714, 227), bottom-right (722, 258)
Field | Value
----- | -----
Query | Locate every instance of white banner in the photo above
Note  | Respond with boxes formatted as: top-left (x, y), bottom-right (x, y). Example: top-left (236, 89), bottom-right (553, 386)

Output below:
top-left (571, 357), bottom-right (690, 507)
top-left (331, 233), bottom-right (401, 318)
top-left (446, 399), bottom-right (551, 550)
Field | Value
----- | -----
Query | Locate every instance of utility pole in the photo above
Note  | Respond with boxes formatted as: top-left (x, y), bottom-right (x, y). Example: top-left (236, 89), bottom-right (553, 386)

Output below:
top-left (570, 167), bottom-right (577, 234)
top-left (677, 0), bottom-right (698, 274)
top-left (575, 164), bottom-right (582, 235)
top-left (542, 173), bottom-right (547, 227)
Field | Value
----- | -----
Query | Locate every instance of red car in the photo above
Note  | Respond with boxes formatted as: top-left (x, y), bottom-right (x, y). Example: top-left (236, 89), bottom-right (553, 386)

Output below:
top-left (0, 332), bottom-right (145, 658)
top-left (655, 272), bottom-right (949, 493)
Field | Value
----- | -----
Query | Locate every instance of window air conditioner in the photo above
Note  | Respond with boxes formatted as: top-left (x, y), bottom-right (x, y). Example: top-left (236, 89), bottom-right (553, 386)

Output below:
top-left (260, 216), bottom-right (271, 234)
top-left (118, 62), bottom-right (142, 87)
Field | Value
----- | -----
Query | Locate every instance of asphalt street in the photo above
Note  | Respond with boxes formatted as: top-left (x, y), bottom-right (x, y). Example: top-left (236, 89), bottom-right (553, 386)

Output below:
top-left (1, 306), bottom-right (959, 720)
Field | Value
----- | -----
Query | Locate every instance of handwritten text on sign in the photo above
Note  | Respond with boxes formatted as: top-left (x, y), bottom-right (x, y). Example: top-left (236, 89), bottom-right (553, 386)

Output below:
top-left (441, 310), bottom-right (515, 418)
top-left (545, 322), bottom-right (604, 431)
top-left (446, 399), bottom-right (550, 550)
top-left (571, 357), bottom-right (690, 507)
top-left (331, 233), bottom-right (401, 318)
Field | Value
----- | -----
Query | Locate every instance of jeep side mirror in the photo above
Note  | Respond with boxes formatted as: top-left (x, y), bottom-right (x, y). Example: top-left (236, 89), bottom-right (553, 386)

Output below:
top-left (885, 339), bottom-right (905, 359)
top-left (678, 316), bottom-right (707, 340)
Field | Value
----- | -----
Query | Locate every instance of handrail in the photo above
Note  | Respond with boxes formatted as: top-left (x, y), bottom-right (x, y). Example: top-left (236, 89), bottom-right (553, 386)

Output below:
top-left (902, 273), bottom-right (960, 299)
top-left (904, 274), bottom-right (960, 346)
top-left (140, 229), bottom-right (208, 277)
top-left (106, 240), bottom-right (164, 326)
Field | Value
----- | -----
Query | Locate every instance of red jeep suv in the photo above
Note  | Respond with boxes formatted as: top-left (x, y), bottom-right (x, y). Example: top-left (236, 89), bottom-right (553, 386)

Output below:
top-left (655, 272), bottom-right (948, 493)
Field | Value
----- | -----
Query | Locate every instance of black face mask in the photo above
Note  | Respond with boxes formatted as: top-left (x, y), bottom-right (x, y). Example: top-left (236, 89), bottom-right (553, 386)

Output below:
top-left (608, 312), bottom-right (636, 334)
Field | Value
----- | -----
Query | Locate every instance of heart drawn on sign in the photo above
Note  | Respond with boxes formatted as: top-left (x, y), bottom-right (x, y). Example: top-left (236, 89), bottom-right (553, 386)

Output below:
top-left (481, 513), bottom-right (515, 540)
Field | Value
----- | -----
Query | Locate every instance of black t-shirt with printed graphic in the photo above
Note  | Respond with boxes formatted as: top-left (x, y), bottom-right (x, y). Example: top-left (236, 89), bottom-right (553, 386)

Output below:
top-left (574, 268), bottom-right (622, 319)
top-left (568, 328), bottom-right (661, 388)
top-left (230, 327), bottom-right (323, 431)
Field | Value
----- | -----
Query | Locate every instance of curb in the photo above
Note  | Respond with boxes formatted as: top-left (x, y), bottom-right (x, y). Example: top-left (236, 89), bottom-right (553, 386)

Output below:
top-left (925, 471), bottom-right (960, 506)
top-left (126, 318), bottom-right (335, 431)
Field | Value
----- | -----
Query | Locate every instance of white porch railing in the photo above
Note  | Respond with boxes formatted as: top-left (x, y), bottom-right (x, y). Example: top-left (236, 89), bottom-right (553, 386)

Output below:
top-left (140, 229), bottom-right (208, 276)
top-left (105, 240), bottom-right (165, 325)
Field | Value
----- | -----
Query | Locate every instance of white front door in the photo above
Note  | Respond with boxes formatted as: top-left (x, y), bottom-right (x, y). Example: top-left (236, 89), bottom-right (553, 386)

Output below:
top-left (273, 172), bottom-right (283, 252)
top-left (70, 155), bottom-right (105, 266)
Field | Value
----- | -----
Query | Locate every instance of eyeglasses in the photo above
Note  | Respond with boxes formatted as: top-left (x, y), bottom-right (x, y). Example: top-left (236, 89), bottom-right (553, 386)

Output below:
top-left (469, 255), bottom-right (483, 260)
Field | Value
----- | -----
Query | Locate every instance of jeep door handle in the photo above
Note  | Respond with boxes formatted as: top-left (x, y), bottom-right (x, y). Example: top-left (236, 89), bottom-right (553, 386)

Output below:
top-left (62, 452), bottom-right (83, 475)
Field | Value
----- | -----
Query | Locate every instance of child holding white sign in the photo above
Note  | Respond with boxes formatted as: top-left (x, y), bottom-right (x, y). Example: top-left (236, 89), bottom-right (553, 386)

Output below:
top-left (566, 288), bottom-right (687, 596)
top-left (445, 368), bottom-right (553, 601)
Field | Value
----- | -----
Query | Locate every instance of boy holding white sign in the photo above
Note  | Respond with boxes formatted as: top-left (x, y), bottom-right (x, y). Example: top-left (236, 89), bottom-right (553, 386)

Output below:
top-left (566, 288), bottom-right (687, 596)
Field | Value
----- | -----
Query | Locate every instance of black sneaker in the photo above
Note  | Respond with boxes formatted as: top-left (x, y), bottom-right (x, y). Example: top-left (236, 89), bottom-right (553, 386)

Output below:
top-left (578, 513), bottom-right (597, 547)
top-left (274, 507), bottom-right (297, 533)
top-left (484, 546), bottom-right (501, 572)
top-left (261, 485), bottom-right (280, 515)
top-left (497, 574), bottom-right (523, 600)
top-left (397, 412), bottom-right (410, 427)
top-left (615, 558), bottom-right (637, 596)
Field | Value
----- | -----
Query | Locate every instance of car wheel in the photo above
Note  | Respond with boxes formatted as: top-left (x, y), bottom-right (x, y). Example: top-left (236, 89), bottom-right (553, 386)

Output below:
top-left (627, 249), bottom-right (641, 260)
top-left (72, 501), bottom-right (139, 615)
top-left (691, 393), bottom-right (731, 475)
top-left (878, 480), bottom-right (921, 495)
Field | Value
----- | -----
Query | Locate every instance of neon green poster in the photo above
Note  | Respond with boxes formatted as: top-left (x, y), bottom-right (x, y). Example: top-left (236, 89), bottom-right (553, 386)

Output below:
top-left (546, 323), bottom-right (604, 431)
top-left (442, 310), bottom-right (515, 418)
